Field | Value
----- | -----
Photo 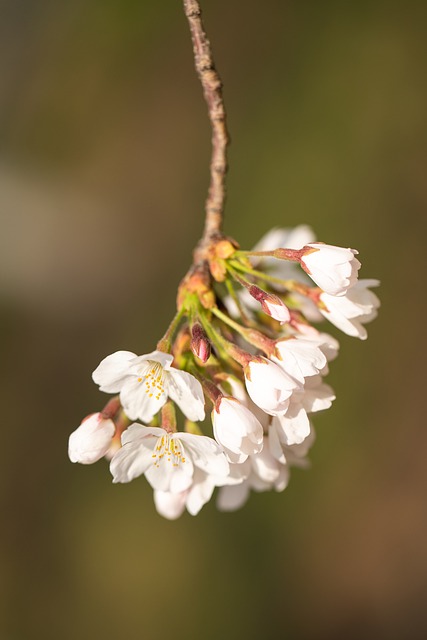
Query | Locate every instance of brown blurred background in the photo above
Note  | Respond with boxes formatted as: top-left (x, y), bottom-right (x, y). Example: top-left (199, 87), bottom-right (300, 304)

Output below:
top-left (1, 1), bottom-right (426, 639)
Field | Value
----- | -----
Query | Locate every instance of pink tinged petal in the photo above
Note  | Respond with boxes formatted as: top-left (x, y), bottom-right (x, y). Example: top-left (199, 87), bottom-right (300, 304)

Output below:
top-left (217, 482), bottom-right (251, 512)
top-left (154, 490), bottom-right (187, 520)
top-left (176, 433), bottom-right (229, 477)
top-left (92, 350), bottom-right (138, 393)
top-left (263, 299), bottom-right (291, 323)
top-left (166, 368), bottom-right (206, 422)
top-left (68, 413), bottom-right (115, 464)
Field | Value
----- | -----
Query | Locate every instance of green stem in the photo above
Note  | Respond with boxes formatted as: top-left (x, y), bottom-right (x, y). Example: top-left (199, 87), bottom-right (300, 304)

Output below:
top-left (228, 260), bottom-right (313, 297)
top-left (211, 307), bottom-right (248, 339)
top-left (157, 307), bottom-right (186, 352)
top-left (212, 307), bottom-right (274, 356)
top-left (224, 278), bottom-right (252, 326)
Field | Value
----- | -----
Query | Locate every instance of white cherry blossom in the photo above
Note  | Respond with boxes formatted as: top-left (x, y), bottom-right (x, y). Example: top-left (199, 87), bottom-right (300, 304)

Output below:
top-left (68, 413), bottom-right (115, 464)
top-left (272, 337), bottom-right (328, 383)
top-left (319, 279), bottom-right (380, 339)
top-left (212, 396), bottom-right (264, 463)
top-left (244, 357), bottom-right (300, 416)
top-left (300, 243), bottom-right (361, 296)
top-left (110, 424), bottom-right (229, 494)
top-left (92, 350), bottom-right (205, 423)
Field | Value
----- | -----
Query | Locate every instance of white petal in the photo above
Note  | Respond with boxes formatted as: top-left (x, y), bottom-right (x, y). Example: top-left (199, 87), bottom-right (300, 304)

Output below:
top-left (154, 491), bottom-right (186, 520)
top-left (302, 376), bottom-right (336, 412)
top-left (273, 338), bottom-right (327, 383)
top-left (176, 433), bottom-right (229, 477)
top-left (120, 376), bottom-right (167, 422)
top-left (92, 351), bottom-right (137, 392)
top-left (186, 470), bottom-right (216, 515)
top-left (217, 482), bottom-right (250, 511)
top-left (245, 358), bottom-right (298, 415)
top-left (274, 465), bottom-right (290, 492)
top-left (121, 424), bottom-right (166, 445)
top-left (250, 443), bottom-right (281, 483)
top-left (167, 369), bottom-right (206, 422)
top-left (302, 244), bottom-right (361, 296)
top-left (110, 437), bottom-right (156, 483)
top-left (268, 422), bottom-right (287, 464)
top-left (212, 397), bottom-right (264, 458)
top-left (275, 406), bottom-right (310, 445)
top-left (145, 455), bottom-right (194, 493)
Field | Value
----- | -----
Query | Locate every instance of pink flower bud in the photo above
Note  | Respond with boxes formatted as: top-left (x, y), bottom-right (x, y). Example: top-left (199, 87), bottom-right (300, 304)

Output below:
top-left (248, 285), bottom-right (290, 323)
top-left (191, 323), bottom-right (211, 363)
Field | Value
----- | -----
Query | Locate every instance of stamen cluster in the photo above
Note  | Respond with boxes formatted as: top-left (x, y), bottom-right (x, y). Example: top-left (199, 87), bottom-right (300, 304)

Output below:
top-left (68, 225), bottom-right (379, 519)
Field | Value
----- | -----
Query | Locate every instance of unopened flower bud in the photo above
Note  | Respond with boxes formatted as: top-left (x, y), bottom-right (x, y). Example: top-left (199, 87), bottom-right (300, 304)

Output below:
top-left (68, 412), bottom-right (116, 464)
top-left (248, 285), bottom-right (290, 323)
top-left (191, 323), bottom-right (211, 363)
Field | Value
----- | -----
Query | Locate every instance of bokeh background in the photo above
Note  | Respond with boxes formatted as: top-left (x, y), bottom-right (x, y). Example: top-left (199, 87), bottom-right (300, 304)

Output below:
top-left (1, 1), bottom-right (426, 639)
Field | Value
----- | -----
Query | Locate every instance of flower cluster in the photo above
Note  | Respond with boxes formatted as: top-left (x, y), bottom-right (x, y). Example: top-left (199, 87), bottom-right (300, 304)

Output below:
top-left (68, 225), bottom-right (379, 519)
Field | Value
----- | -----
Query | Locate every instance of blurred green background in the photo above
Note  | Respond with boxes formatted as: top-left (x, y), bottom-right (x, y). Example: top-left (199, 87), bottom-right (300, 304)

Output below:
top-left (1, 1), bottom-right (426, 639)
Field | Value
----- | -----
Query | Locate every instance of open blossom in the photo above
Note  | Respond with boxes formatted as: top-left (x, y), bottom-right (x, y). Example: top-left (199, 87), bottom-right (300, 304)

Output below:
top-left (68, 413), bottom-right (116, 464)
top-left (110, 424), bottom-right (229, 493)
top-left (300, 243), bottom-right (361, 296)
top-left (212, 396), bottom-right (264, 463)
top-left (70, 221), bottom-right (379, 517)
top-left (244, 357), bottom-right (300, 416)
top-left (320, 279), bottom-right (380, 339)
top-left (92, 350), bottom-right (205, 423)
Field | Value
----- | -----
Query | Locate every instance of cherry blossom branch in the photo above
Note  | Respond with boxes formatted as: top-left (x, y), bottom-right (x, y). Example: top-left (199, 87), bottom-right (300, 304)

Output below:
top-left (183, 0), bottom-right (230, 257)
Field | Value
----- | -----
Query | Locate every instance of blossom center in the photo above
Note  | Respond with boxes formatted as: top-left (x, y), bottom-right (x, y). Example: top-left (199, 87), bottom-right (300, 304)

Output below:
top-left (151, 436), bottom-right (187, 468)
top-left (138, 361), bottom-right (167, 401)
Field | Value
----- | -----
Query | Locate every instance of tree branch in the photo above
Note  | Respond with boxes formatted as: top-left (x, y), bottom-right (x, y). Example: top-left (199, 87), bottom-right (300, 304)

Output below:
top-left (183, 0), bottom-right (230, 255)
